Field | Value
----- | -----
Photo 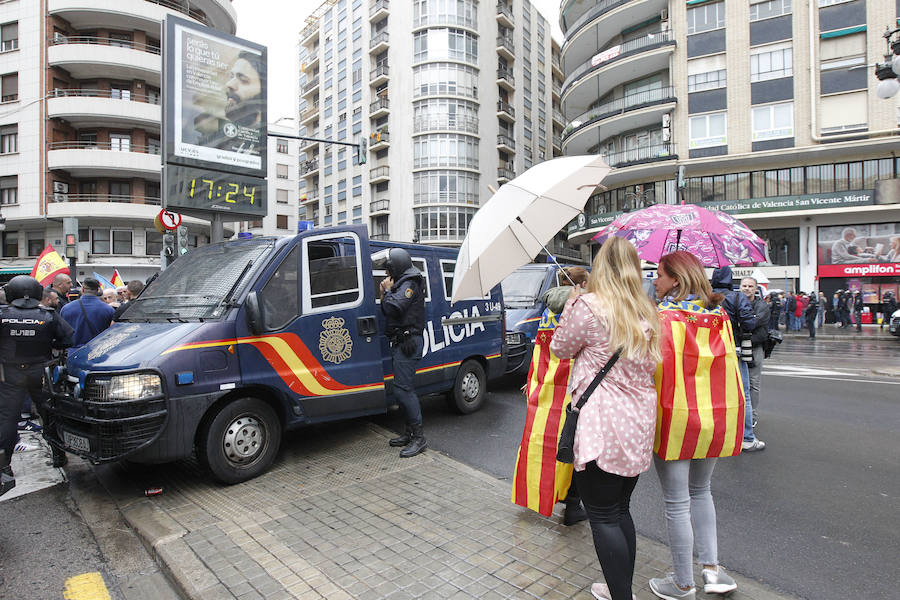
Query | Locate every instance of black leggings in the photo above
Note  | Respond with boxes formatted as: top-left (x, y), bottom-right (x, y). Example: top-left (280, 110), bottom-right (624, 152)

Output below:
top-left (573, 462), bottom-right (639, 600)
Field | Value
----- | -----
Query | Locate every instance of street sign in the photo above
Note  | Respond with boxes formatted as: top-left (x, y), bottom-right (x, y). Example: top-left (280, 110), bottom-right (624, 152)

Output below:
top-left (157, 209), bottom-right (183, 231)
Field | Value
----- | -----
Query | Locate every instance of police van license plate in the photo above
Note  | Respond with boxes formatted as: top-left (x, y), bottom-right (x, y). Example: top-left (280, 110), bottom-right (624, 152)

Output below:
top-left (63, 431), bottom-right (90, 453)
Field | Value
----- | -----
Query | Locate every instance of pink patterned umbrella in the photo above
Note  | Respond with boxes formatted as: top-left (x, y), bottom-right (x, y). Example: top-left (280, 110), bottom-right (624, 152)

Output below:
top-left (591, 204), bottom-right (766, 267)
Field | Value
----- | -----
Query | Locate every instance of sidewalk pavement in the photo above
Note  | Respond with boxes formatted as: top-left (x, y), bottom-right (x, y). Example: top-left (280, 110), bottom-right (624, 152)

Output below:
top-left (780, 323), bottom-right (897, 341)
top-left (93, 422), bottom-right (800, 600)
top-left (0, 430), bottom-right (66, 503)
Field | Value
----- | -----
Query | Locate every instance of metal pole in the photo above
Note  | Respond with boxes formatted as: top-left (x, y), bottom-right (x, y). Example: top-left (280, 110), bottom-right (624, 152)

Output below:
top-left (210, 214), bottom-right (224, 243)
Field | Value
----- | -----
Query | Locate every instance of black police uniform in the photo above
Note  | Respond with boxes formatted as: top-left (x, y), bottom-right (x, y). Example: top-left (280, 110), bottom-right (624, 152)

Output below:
top-left (0, 278), bottom-right (73, 493)
top-left (380, 248), bottom-right (427, 458)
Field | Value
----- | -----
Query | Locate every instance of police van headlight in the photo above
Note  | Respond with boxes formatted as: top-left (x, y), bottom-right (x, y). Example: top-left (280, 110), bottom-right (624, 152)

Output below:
top-left (505, 332), bottom-right (526, 346)
top-left (88, 372), bottom-right (162, 401)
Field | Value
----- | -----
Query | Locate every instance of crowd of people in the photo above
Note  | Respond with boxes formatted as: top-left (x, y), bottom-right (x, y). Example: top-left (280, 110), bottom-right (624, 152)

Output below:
top-left (0, 273), bottom-right (144, 496)
top-left (766, 288), bottom-right (897, 337)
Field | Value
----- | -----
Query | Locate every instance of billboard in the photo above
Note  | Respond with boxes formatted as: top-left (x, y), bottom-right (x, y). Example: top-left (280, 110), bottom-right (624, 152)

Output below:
top-left (817, 222), bottom-right (900, 278)
top-left (164, 15), bottom-right (267, 177)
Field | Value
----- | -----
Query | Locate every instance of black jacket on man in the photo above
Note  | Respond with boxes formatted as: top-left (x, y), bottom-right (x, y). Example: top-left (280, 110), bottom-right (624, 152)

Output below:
top-left (381, 268), bottom-right (426, 339)
top-left (710, 267), bottom-right (758, 336)
top-left (748, 297), bottom-right (771, 346)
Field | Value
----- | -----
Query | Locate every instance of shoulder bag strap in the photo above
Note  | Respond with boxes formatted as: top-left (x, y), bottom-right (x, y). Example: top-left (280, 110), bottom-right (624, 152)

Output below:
top-left (78, 299), bottom-right (100, 338)
top-left (570, 295), bottom-right (621, 412)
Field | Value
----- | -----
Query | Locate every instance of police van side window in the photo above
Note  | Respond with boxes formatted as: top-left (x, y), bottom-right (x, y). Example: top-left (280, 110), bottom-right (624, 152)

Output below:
top-left (370, 252), bottom-right (430, 303)
top-left (259, 246), bottom-right (299, 330)
top-left (304, 235), bottom-right (363, 311)
top-left (440, 259), bottom-right (455, 301)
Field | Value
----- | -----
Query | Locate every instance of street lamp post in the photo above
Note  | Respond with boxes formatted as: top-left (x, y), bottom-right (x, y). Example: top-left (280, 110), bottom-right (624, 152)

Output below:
top-left (873, 27), bottom-right (900, 98)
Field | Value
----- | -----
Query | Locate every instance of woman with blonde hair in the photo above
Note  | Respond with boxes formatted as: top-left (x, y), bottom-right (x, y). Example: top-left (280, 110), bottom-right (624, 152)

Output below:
top-left (550, 237), bottom-right (660, 600)
top-left (649, 251), bottom-right (743, 600)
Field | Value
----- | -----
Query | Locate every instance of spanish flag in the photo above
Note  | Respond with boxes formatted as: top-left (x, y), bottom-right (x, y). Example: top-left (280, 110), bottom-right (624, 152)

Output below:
top-left (511, 310), bottom-right (574, 516)
top-left (111, 269), bottom-right (125, 288)
top-left (654, 300), bottom-right (745, 461)
top-left (30, 245), bottom-right (69, 286)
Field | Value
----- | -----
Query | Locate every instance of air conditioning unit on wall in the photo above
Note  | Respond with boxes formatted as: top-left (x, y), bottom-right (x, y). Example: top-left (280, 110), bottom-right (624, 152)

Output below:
top-left (661, 9), bottom-right (669, 21)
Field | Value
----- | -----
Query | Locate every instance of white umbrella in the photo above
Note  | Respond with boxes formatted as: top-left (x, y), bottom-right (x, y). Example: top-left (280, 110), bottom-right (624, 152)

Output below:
top-left (451, 155), bottom-right (610, 304)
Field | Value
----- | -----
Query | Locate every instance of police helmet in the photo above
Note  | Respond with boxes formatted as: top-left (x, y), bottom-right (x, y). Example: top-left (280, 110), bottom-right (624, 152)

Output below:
top-left (5, 275), bottom-right (44, 309)
top-left (385, 248), bottom-right (412, 279)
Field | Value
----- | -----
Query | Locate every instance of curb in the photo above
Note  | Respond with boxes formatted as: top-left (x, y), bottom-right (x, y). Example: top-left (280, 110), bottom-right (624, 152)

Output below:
top-left (871, 368), bottom-right (900, 377)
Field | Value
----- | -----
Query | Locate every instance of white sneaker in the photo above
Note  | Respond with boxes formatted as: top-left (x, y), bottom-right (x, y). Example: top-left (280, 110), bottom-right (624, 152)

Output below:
top-left (741, 439), bottom-right (766, 452)
top-left (649, 575), bottom-right (695, 600)
top-left (702, 567), bottom-right (737, 594)
top-left (14, 441), bottom-right (39, 452)
top-left (591, 582), bottom-right (637, 600)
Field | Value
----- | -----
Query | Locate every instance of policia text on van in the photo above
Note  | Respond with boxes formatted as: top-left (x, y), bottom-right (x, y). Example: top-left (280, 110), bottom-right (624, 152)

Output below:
top-left (43, 226), bottom-right (505, 483)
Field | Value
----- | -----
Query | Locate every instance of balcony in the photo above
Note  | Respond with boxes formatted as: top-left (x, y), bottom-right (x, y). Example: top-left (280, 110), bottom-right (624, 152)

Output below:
top-left (46, 196), bottom-right (165, 222)
top-left (301, 134), bottom-right (319, 151)
top-left (301, 189), bottom-right (319, 203)
top-left (496, 2), bottom-right (514, 28)
top-left (497, 134), bottom-right (516, 153)
top-left (48, 193), bottom-right (161, 206)
top-left (370, 64), bottom-right (389, 86)
top-left (553, 82), bottom-right (562, 98)
top-left (302, 76), bottom-right (319, 97)
top-left (497, 35), bottom-right (515, 60)
top-left (301, 159), bottom-right (319, 176)
top-left (47, 141), bottom-right (161, 178)
top-left (47, 89), bottom-right (160, 128)
top-left (370, 0), bottom-right (389, 22)
top-left (552, 135), bottom-right (562, 149)
top-left (370, 31), bottom-right (389, 53)
top-left (369, 130), bottom-right (390, 150)
top-left (47, 0), bottom-right (215, 32)
top-left (562, 29), bottom-right (675, 111)
top-left (371, 233), bottom-right (391, 241)
top-left (48, 35), bottom-right (161, 84)
top-left (302, 51), bottom-right (319, 72)
top-left (562, 86), bottom-right (676, 155)
top-left (552, 55), bottom-right (563, 78)
top-left (497, 166), bottom-right (515, 183)
top-left (370, 165), bottom-right (390, 183)
top-left (301, 102), bottom-right (319, 124)
top-left (604, 142), bottom-right (676, 169)
top-left (413, 114), bottom-right (479, 134)
top-left (496, 68), bottom-right (515, 91)
top-left (301, 23), bottom-right (318, 43)
top-left (370, 198), bottom-right (390, 215)
top-left (497, 101), bottom-right (515, 122)
top-left (369, 96), bottom-right (390, 117)
top-left (552, 109), bottom-right (565, 125)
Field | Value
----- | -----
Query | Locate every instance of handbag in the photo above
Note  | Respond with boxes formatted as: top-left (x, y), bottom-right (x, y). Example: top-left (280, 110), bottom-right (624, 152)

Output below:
top-left (556, 349), bottom-right (621, 464)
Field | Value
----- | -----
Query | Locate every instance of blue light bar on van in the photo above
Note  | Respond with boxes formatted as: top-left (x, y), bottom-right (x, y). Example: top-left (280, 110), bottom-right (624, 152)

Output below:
top-left (237, 232), bottom-right (253, 239)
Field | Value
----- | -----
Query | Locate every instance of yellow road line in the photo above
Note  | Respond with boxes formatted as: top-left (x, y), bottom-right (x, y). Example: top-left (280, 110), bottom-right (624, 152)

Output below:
top-left (63, 572), bottom-right (112, 600)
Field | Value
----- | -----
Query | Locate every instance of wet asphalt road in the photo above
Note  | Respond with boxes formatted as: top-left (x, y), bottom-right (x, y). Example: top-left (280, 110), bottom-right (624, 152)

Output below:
top-left (374, 336), bottom-right (900, 600)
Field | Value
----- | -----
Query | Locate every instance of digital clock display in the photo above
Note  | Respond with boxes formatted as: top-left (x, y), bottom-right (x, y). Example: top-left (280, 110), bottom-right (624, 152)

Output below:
top-left (165, 165), bottom-right (267, 217)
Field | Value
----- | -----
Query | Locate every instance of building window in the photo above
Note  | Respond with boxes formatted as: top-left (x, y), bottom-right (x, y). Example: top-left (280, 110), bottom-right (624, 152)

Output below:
top-left (277, 189), bottom-right (289, 204)
top-left (414, 170), bottom-right (479, 205)
top-left (109, 134), bottom-right (131, 151)
top-left (689, 112), bottom-right (727, 148)
top-left (750, 43), bottom-right (792, 82)
top-left (92, 229), bottom-right (110, 254)
top-left (413, 28), bottom-right (478, 64)
top-left (276, 138), bottom-right (289, 153)
top-left (2, 231), bottom-right (17, 257)
top-left (688, 69), bottom-right (726, 92)
top-left (0, 124), bottom-right (16, 153)
top-left (413, 62), bottom-right (479, 99)
top-left (276, 214), bottom-right (289, 229)
top-left (110, 84), bottom-right (131, 100)
top-left (687, 1), bottom-right (725, 35)
top-left (1, 72), bottom-right (17, 102)
top-left (0, 22), bottom-right (18, 52)
top-left (413, 133), bottom-right (479, 169)
top-left (27, 233), bottom-right (45, 257)
top-left (0, 174), bottom-right (16, 204)
top-left (414, 206), bottom-right (477, 241)
top-left (752, 102), bottom-right (793, 140)
top-left (276, 163), bottom-right (289, 179)
top-left (750, 0), bottom-right (792, 22)
top-left (108, 181), bottom-right (131, 200)
top-left (145, 231), bottom-right (162, 256)
top-left (111, 230), bottom-right (133, 254)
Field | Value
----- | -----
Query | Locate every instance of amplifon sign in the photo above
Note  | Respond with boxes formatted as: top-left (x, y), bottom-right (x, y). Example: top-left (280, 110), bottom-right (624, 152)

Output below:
top-left (818, 263), bottom-right (900, 278)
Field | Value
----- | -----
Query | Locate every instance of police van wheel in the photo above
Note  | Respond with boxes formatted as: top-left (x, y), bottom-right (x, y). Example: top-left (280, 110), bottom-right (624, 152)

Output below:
top-left (448, 360), bottom-right (486, 414)
top-left (198, 397), bottom-right (281, 484)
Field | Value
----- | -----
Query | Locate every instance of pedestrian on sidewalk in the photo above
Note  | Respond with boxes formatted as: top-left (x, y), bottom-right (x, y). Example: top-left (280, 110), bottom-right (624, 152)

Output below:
top-left (881, 291), bottom-right (897, 330)
top-left (766, 292), bottom-right (781, 331)
top-left (805, 295), bottom-right (818, 339)
top-left (816, 292), bottom-right (826, 328)
top-left (853, 291), bottom-right (863, 332)
top-left (650, 252), bottom-right (741, 600)
top-left (380, 248), bottom-right (428, 458)
top-left (59, 278), bottom-right (114, 349)
top-left (740, 278), bottom-right (769, 445)
top-left (550, 238), bottom-right (660, 600)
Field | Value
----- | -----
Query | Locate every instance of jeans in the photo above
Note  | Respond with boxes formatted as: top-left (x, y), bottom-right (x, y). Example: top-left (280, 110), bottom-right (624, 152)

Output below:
top-left (816, 308), bottom-right (824, 329)
top-left (744, 346), bottom-right (763, 441)
top-left (0, 364), bottom-right (45, 457)
top-left (739, 358), bottom-right (754, 443)
top-left (390, 334), bottom-right (424, 426)
top-left (573, 462), bottom-right (639, 600)
top-left (653, 456), bottom-right (720, 588)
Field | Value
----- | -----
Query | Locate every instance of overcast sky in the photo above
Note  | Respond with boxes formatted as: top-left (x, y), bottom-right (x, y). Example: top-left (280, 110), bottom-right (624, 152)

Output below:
top-left (231, 0), bottom-right (563, 122)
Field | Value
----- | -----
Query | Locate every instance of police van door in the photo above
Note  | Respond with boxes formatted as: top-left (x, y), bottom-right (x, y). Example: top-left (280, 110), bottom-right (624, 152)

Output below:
top-left (295, 229), bottom-right (385, 420)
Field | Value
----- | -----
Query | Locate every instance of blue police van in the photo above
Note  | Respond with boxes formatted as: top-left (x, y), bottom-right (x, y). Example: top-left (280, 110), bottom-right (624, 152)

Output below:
top-left (44, 226), bottom-right (505, 483)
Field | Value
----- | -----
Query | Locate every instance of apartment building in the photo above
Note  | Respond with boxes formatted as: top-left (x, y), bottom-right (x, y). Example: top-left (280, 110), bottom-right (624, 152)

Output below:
top-left (297, 0), bottom-right (572, 258)
top-left (0, 0), bottom-right (236, 283)
top-left (560, 0), bottom-right (900, 307)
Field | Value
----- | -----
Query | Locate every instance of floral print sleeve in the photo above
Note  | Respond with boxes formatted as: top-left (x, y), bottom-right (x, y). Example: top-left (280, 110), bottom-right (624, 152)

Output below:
top-left (549, 297), bottom-right (589, 359)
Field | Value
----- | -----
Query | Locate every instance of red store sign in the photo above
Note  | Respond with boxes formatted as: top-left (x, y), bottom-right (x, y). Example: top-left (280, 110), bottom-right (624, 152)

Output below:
top-left (817, 263), bottom-right (900, 278)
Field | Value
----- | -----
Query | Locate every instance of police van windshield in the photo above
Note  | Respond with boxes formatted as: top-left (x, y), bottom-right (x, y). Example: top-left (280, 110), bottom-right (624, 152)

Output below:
top-left (120, 239), bottom-right (274, 321)
top-left (501, 267), bottom-right (549, 308)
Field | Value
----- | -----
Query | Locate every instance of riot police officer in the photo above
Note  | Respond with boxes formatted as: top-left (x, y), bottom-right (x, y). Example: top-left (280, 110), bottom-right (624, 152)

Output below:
top-left (0, 276), bottom-right (73, 497)
top-left (379, 248), bottom-right (427, 458)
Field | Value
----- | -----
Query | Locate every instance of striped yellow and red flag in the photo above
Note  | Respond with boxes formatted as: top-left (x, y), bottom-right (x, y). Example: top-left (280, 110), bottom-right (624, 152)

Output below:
top-left (654, 300), bottom-right (744, 460)
top-left (511, 310), bottom-right (575, 516)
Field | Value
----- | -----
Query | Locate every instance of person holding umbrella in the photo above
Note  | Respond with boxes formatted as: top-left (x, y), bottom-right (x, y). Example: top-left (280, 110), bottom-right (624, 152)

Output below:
top-left (549, 238), bottom-right (660, 600)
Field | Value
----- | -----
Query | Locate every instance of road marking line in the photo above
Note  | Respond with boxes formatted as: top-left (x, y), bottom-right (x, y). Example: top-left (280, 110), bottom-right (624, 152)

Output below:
top-left (764, 365), bottom-right (855, 376)
top-left (764, 373), bottom-right (900, 385)
top-left (63, 572), bottom-right (112, 600)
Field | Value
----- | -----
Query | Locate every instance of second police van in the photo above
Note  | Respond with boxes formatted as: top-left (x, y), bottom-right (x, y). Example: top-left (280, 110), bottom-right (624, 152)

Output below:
top-left (44, 226), bottom-right (506, 483)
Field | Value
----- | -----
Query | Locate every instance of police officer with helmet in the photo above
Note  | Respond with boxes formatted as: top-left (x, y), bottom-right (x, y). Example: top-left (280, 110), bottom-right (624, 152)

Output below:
top-left (379, 248), bottom-right (427, 458)
top-left (0, 276), bottom-right (73, 497)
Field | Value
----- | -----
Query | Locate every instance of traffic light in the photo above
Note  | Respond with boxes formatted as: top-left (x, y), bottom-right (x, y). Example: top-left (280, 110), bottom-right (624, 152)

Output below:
top-left (356, 137), bottom-right (367, 165)
top-left (65, 234), bottom-right (77, 259)
top-left (162, 233), bottom-right (175, 258)
top-left (176, 226), bottom-right (189, 256)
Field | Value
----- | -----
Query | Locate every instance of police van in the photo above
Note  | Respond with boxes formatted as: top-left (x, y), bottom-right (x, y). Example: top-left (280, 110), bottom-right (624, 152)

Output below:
top-left (44, 226), bottom-right (505, 483)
